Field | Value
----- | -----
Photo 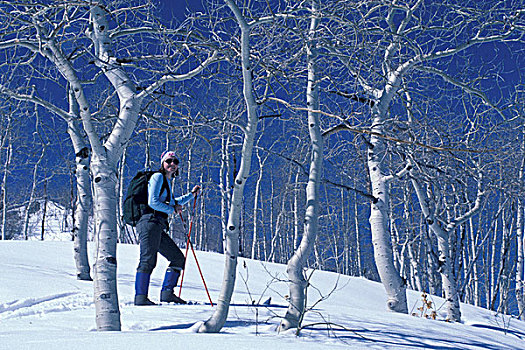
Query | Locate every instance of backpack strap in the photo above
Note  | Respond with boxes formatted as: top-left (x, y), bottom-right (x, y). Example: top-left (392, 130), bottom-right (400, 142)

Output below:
top-left (146, 173), bottom-right (172, 221)
top-left (159, 173), bottom-right (171, 204)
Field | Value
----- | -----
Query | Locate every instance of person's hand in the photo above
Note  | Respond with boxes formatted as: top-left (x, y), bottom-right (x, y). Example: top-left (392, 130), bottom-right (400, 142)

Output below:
top-left (174, 204), bottom-right (183, 215)
top-left (191, 185), bottom-right (201, 197)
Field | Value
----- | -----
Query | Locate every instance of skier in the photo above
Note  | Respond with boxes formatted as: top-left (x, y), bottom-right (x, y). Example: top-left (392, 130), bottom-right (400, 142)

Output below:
top-left (134, 150), bottom-right (200, 306)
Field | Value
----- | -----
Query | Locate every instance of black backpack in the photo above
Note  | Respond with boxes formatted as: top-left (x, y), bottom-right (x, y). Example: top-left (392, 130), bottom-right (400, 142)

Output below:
top-left (123, 171), bottom-right (169, 226)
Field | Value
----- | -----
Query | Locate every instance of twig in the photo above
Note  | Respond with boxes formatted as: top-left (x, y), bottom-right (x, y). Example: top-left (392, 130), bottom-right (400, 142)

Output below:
top-left (300, 322), bottom-right (371, 341)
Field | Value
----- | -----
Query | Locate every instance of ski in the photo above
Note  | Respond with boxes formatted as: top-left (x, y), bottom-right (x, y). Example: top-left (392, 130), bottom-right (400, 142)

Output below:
top-left (185, 301), bottom-right (287, 308)
top-left (129, 299), bottom-right (288, 308)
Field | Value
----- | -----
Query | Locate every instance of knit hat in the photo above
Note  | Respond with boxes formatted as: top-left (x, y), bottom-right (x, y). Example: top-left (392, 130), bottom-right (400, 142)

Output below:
top-left (160, 151), bottom-right (179, 165)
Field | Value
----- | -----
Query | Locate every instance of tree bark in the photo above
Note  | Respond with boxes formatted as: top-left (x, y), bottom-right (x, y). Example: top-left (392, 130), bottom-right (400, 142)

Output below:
top-left (86, 5), bottom-right (214, 330)
top-left (23, 143), bottom-right (45, 240)
top-left (516, 137), bottom-right (525, 319)
top-left (1, 129), bottom-right (12, 240)
top-left (219, 125), bottom-right (232, 253)
top-left (251, 150), bottom-right (264, 259)
top-left (40, 180), bottom-right (47, 241)
top-left (0, 2), bottom-right (215, 331)
top-left (67, 88), bottom-right (93, 280)
top-left (410, 170), bottom-right (483, 322)
top-left (367, 107), bottom-right (408, 313)
top-left (90, 157), bottom-right (121, 331)
top-left (199, 0), bottom-right (259, 333)
top-left (279, 0), bottom-right (322, 331)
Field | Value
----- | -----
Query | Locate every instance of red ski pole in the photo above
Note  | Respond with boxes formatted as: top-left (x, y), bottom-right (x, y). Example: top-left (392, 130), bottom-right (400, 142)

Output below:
top-left (186, 234), bottom-right (214, 306)
top-left (177, 195), bottom-right (214, 306)
top-left (178, 209), bottom-right (193, 297)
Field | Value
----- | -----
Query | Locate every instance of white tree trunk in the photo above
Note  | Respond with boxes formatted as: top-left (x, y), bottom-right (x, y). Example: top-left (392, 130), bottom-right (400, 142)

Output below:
top-left (0, 2), bottom-right (215, 331)
top-left (117, 149), bottom-right (128, 243)
top-left (40, 180), bottom-right (48, 241)
top-left (219, 126), bottom-right (231, 253)
top-left (90, 156), bottom-right (121, 331)
top-left (468, 217), bottom-right (481, 306)
top-left (353, 181), bottom-right (362, 275)
top-left (411, 177), bottom-right (460, 320)
top-left (495, 210), bottom-right (513, 314)
top-left (199, 0), bottom-right (259, 333)
top-left (517, 199), bottom-right (525, 319)
top-left (293, 169), bottom-right (302, 251)
top-left (85, 7), bottom-right (134, 330)
top-left (67, 89), bottom-right (92, 280)
top-left (367, 108), bottom-right (408, 313)
top-left (1, 136), bottom-right (12, 240)
top-left (268, 175), bottom-right (275, 262)
top-left (516, 140), bottom-right (525, 319)
top-left (72, 143), bottom-right (93, 280)
top-left (87, 5), bottom-right (214, 330)
top-left (198, 172), bottom-right (206, 249)
top-left (23, 108), bottom-right (46, 240)
top-left (436, 234), bottom-right (461, 321)
top-left (407, 241), bottom-right (423, 292)
top-left (0, 116), bottom-right (10, 239)
top-left (490, 218), bottom-right (499, 307)
top-left (279, 1), bottom-right (322, 331)
top-left (251, 150), bottom-right (263, 259)
top-left (410, 171), bottom-right (482, 322)
top-left (340, 187), bottom-right (349, 275)
top-left (23, 144), bottom-right (45, 240)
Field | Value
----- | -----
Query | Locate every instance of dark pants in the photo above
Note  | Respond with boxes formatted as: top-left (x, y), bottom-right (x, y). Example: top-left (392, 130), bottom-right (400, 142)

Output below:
top-left (136, 213), bottom-right (185, 274)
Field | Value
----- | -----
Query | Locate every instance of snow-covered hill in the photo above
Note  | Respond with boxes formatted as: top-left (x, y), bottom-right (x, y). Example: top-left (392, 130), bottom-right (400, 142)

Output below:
top-left (10, 200), bottom-right (84, 241)
top-left (0, 241), bottom-right (524, 349)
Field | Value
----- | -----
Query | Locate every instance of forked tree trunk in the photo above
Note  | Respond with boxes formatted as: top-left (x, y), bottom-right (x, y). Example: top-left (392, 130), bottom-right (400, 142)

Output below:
top-left (87, 6), bottom-right (214, 330)
top-left (410, 177), bottom-right (460, 321)
top-left (410, 170), bottom-right (483, 322)
top-left (0, 2), bottom-right (216, 332)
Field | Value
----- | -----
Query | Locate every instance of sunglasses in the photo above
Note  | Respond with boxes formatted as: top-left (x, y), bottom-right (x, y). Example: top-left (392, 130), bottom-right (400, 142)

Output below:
top-left (165, 159), bottom-right (179, 165)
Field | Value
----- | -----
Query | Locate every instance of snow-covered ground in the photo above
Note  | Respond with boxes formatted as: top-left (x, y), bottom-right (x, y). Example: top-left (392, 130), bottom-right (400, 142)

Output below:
top-left (1, 240), bottom-right (524, 349)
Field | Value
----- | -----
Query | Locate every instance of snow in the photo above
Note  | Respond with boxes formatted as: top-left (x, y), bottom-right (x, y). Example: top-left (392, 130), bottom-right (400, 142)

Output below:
top-left (1, 241), bottom-right (524, 350)
top-left (13, 200), bottom-right (93, 242)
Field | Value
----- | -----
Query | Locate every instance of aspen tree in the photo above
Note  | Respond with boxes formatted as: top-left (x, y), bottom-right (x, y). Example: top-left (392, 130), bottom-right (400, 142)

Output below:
top-left (199, 0), bottom-right (261, 333)
top-left (0, 1), bottom-right (215, 330)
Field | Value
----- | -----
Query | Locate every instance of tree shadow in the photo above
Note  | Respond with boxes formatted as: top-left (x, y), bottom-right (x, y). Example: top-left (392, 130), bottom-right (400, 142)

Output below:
top-left (302, 325), bottom-right (515, 350)
top-left (470, 323), bottom-right (525, 340)
top-left (150, 320), bottom-right (262, 332)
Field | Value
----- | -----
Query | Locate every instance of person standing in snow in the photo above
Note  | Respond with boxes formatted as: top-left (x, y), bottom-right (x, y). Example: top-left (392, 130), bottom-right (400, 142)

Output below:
top-left (134, 151), bottom-right (200, 306)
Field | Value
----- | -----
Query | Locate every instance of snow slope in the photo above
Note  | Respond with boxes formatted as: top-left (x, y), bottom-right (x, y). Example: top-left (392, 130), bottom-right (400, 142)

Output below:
top-left (1, 241), bottom-right (524, 349)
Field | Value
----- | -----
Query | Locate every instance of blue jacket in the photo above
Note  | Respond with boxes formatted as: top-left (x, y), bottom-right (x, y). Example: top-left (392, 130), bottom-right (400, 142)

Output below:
top-left (148, 173), bottom-right (193, 215)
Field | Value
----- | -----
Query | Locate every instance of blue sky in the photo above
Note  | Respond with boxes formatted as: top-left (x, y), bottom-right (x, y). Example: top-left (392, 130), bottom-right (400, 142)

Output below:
top-left (157, 0), bottom-right (205, 20)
